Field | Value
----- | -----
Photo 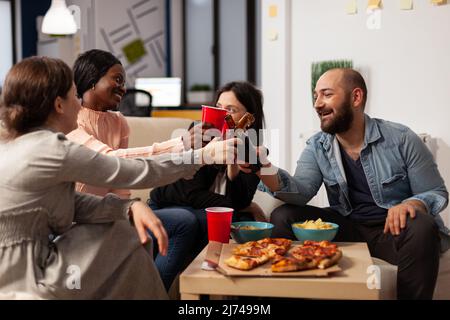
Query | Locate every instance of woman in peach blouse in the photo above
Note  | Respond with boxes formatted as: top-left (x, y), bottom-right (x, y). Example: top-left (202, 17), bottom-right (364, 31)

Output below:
top-left (67, 50), bottom-right (188, 198)
top-left (67, 49), bottom-right (204, 291)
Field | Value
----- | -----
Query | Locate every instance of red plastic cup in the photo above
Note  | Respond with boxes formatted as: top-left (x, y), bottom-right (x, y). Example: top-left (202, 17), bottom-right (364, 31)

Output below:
top-left (202, 105), bottom-right (228, 131)
top-left (206, 207), bottom-right (234, 243)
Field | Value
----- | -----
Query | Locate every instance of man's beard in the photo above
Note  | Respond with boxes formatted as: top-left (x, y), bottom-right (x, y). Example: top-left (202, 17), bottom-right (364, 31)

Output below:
top-left (320, 96), bottom-right (354, 134)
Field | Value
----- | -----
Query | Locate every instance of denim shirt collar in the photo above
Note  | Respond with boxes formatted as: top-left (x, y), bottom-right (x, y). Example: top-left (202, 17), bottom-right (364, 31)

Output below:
top-left (363, 114), bottom-right (382, 148)
top-left (317, 114), bottom-right (382, 186)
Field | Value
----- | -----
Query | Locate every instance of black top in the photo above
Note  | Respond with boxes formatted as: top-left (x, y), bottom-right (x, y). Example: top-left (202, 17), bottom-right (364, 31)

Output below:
top-left (339, 144), bottom-right (387, 220)
top-left (150, 164), bottom-right (260, 211)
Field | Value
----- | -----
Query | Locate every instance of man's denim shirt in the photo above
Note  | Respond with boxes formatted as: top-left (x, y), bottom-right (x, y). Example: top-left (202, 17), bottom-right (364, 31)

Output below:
top-left (259, 115), bottom-right (450, 251)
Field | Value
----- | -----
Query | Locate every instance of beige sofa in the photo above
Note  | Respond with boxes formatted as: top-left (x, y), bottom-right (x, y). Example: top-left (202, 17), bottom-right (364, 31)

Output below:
top-left (126, 116), bottom-right (449, 300)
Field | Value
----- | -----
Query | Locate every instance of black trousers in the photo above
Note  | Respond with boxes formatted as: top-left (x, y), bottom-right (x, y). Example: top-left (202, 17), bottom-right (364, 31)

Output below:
top-left (270, 204), bottom-right (441, 300)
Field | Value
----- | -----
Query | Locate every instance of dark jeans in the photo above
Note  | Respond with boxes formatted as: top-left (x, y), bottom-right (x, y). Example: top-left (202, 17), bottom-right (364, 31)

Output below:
top-left (270, 204), bottom-right (441, 300)
top-left (147, 204), bottom-right (199, 291)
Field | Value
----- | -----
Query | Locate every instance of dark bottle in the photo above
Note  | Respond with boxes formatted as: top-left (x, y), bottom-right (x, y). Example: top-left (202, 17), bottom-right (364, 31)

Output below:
top-left (234, 113), bottom-right (268, 173)
top-left (235, 112), bottom-right (255, 130)
top-left (224, 114), bottom-right (236, 130)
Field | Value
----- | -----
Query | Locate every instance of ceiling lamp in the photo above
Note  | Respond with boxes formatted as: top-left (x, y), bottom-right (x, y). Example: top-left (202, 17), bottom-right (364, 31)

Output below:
top-left (41, 0), bottom-right (77, 35)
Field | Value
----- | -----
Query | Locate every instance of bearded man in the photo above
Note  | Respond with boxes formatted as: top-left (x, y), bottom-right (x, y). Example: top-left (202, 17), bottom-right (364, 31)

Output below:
top-left (252, 68), bottom-right (449, 299)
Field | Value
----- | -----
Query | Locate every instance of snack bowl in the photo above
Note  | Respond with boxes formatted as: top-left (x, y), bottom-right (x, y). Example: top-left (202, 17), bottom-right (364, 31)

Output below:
top-left (230, 221), bottom-right (274, 244)
top-left (291, 221), bottom-right (339, 242)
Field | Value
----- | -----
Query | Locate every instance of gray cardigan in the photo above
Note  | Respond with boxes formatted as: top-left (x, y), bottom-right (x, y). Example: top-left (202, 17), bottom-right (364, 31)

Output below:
top-left (0, 129), bottom-right (202, 299)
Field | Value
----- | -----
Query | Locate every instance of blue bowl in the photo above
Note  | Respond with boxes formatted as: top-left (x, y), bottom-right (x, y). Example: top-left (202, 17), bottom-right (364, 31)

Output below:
top-left (291, 222), bottom-right (339, 242)
top-left (230, 221), bottom-right (274, 244)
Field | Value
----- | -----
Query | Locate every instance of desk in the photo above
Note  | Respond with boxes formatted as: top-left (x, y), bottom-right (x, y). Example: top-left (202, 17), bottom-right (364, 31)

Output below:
top-left (179, 242), bottom-right (380, 300)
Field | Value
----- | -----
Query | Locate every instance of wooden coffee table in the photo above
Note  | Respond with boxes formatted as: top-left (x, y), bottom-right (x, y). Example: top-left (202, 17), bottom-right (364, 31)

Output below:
top-left (179, 242), bottom-right (380, 300)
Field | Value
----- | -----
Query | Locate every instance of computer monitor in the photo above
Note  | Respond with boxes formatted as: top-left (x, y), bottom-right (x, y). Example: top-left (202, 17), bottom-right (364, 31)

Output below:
top-left (134, 77), bottom-right (182, 107)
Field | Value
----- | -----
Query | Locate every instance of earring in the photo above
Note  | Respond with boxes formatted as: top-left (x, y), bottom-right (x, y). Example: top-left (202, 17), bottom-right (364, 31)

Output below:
top-left (91, 84), bottom-right (95, 90)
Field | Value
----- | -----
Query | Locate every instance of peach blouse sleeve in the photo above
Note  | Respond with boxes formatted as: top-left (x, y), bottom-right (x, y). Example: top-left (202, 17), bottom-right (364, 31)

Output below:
top-left (67, 128), bottom-right (185, 200)
top-left (66, 128), bottom-right (185, 159)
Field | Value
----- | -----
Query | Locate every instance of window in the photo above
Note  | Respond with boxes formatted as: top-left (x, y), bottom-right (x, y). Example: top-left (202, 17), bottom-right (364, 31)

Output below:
top-left (0, 0), bottom-right (15, 87)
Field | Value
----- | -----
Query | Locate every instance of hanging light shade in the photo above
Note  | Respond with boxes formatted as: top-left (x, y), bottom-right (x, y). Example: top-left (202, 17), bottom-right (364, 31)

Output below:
top-left (41, 0), bottom-right (77, 35)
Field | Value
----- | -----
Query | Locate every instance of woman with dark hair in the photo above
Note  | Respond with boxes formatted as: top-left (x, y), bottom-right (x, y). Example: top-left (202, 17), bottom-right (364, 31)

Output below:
top-left (150, 81), bottom-right (267, 250)
top-left (68, 49), bottom-right (196, 198)
top-left (67, 49), bottom-right (215, 291)
top-left (0, 56), bottom-right (235, 299)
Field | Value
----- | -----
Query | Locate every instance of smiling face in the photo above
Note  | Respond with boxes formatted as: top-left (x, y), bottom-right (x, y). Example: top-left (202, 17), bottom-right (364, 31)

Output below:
top-left (313, 70), bottom-right (354, 134)
top-left (216, 91), bottom-right (248, 123)
top-left (83, 64), bottom-right (126, 111)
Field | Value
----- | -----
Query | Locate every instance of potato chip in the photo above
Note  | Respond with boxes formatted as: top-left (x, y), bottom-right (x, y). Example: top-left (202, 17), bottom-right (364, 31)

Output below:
top-left (293, 218), bottom-right (333, 230)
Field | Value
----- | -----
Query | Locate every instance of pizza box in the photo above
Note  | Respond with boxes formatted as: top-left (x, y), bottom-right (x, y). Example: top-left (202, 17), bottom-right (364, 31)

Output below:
top-left (216, 242), bottom-right (342, 277)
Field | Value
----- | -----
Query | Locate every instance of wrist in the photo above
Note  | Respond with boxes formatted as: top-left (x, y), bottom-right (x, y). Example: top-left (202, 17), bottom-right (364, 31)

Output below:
top-left (403, 199), bottom-right (427, 214)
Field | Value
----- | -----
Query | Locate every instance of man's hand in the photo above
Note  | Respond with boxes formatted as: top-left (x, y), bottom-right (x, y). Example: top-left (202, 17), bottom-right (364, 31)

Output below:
top-left (383, 200), bottom-right (426, 236)
top-left (237, 146), bottom-right (272, 175)
top-left (130, 201), bottom-right (168, 255)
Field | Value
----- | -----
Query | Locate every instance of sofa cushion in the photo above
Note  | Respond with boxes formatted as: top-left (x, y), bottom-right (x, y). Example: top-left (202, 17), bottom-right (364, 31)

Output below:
top-left (372, 250), bottom-right (450, 300)
top-left (126, 116), bottom-right (193, 201)
top-left (126, 116), bottom-right (192, 148)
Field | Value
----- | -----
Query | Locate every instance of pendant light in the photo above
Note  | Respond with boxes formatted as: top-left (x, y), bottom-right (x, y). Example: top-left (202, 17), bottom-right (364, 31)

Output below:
top-left (41, 0), bottom-right (77, 35)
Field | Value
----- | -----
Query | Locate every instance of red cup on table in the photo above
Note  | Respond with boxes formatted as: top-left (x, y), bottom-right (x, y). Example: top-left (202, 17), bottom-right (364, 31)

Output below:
top-left (206, 207), bottom-right (234, 243)
top-left (202, 105), bottom-right (228, 132)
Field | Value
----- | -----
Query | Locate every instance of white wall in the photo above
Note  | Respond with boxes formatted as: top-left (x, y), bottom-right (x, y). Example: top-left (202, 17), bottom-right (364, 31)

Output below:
top-left (261, 0), bottom-right (292, 169)
top-left (255, 0), bottom-right (262, 87)
top-left (262, 0), bottom-right (450, 225)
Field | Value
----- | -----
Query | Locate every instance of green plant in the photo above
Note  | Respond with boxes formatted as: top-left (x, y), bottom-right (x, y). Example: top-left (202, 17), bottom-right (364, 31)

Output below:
top-left (311, 59), bottom-right (353, 104)
top-left (190, 84), bottom-right (212, 91)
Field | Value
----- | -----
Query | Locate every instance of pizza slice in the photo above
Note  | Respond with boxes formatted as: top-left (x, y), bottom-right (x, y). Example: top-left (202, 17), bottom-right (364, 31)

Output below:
top-left (224, 254), bottom-right (269, 271)
top-left (271, 256), bottom-right (317, 272)
top-left (271, 257), bottom-right (300, 272)
top-left (232, 242), bottom-right (266, 257)
top-left (232, 238), bottom-right (292, 258)
top-left (316, 250), bottom-right (342, 269)
top-left (291, 241), bottom-right (342, 270)
top-left (255, 238), bottom-right (292, 257)
top-left (257, 238), bottom-right (292, 250)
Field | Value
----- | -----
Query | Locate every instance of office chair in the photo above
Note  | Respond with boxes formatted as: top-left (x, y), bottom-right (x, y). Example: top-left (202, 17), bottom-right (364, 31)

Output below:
top-left (118, 89), bottom-right (153, 117)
